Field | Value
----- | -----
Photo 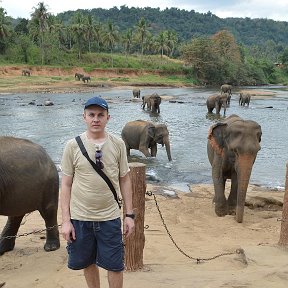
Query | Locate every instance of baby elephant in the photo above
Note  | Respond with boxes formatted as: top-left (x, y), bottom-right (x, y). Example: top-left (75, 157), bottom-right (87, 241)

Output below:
top-left (121, 120), bottom-right (172, 161)
top-left (206, 93), bottom-right (228, 115)
top-left (239, 93), bottom-right (251, 107)
top-left (142, 93), bottom-right (162, 113)
top-left (82, 76), bottom-right (91, 83)
top-left (132, 88), bottom-right (141, 98)
top-left (22, 69), bottom-right (31, 76)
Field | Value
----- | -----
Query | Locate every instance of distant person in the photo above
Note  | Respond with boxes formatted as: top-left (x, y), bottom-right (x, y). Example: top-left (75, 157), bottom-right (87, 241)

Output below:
top-left (60, 96), bottom-right (135, 288)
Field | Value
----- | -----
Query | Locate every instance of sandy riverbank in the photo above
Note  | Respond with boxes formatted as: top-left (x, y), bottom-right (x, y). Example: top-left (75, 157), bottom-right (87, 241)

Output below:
top-left (0, 182), bottom-right (287, 288)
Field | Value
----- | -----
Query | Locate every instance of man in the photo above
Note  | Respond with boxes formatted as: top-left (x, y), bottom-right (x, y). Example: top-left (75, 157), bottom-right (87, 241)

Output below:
top-left (61, 96), bottom-right (135, 288)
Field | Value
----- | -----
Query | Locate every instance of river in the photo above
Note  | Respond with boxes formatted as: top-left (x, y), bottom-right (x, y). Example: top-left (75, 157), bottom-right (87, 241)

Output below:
top-left (0, 86), bottom-right (287, 190)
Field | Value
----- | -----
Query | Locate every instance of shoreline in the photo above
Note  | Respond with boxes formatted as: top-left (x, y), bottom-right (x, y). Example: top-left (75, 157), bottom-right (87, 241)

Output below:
top-left (0, 182), bottom-right (286, 288)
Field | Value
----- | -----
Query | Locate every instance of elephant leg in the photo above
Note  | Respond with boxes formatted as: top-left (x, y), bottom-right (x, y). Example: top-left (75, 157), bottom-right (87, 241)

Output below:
top-left (39, 206), bottom-right (60, 252)
top-left (150, 145), bottom-right (157, 157)
top-left (227, 173), bottom-right (238, 215)
top-left (213, 179), bottom-right (228, 217)
top-left (0, 215), bottom-right (24, 255)
top-left (139, 146), bottom-right (151, 157)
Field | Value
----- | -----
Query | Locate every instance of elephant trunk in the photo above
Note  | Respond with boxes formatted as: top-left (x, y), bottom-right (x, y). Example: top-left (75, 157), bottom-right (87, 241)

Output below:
top-left (235, 154), bottom-right (256, 223)
top-left (164, 140), bottom-right (172, 161)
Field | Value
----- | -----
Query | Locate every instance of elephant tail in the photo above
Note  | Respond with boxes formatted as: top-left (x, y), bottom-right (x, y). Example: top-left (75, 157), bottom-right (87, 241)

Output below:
top-left (207, 128), bottom-right (224, 157)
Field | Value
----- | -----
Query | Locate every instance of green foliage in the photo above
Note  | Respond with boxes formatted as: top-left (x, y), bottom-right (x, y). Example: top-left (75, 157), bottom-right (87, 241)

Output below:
top-left (0, 5), bottom-right (287, 86)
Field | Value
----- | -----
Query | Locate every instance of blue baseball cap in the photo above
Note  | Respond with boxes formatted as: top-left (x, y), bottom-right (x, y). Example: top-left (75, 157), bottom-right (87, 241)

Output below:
top-left (84, 96), bottom-right (109, 111)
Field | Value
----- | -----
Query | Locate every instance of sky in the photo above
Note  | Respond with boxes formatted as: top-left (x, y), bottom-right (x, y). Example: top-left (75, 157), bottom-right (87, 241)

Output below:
top-left (1, 0), bottom-right (288, 22)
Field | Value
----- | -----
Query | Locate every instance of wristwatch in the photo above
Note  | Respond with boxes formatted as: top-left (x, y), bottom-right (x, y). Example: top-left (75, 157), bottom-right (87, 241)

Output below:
top-left (125, 213), bottom-right (135, 220)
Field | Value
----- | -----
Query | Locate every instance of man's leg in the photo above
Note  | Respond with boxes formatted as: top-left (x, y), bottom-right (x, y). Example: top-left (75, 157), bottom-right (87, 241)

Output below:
top-left (108, 271), bottom-right (123, 288)
top-left (84, 264), bottom-right (100, 288)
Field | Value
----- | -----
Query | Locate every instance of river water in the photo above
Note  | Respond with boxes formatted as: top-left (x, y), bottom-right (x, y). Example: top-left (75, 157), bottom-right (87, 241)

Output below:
top-left (0, 86), bottom-right (287, 190)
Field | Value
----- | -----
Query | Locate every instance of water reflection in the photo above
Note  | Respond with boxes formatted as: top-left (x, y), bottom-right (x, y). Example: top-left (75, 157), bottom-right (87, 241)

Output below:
top-left (0, 86), bottom-right (287, 189)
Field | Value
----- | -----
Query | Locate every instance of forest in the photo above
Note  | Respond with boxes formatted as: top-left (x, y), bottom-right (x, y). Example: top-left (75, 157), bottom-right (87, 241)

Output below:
top-left (1, 2), bottom-right (288, 85)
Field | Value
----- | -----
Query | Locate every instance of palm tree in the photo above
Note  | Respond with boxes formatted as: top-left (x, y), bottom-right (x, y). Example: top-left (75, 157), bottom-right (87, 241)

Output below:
top-left (166, 30), bottom-right (178, 57)
top-left (0, 7), bottom-right (11, 41)
top-left (49, 16), bottom-right (65, 49)
top-left (135, 17), bottom-right (149, 56)
top-left (30, 2), bottom-right (50, 64)
top-left (122, 28), bottom-right (133, 55)
top-left (155, 31), bottom-right (170, 58)
top-left (102, 21), bottom-right (119, 67)
top-left (122, 28), bottom-right (133, 67)
top-left (85, 14), bottom-right (95, 53)
top-left (70, 12), bottom-right (86, 59)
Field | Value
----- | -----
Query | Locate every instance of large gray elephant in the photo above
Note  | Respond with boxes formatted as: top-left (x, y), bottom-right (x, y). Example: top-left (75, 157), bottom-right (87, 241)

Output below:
top-left (206, 93), bottom-right (228, 115)
top-left (0, 136), bottom-right (60, 255)
top-left (239, 93), bottom-right (251, 107)
top-left (207, 114), bottom-right (262, 223)
top-left (121, 120), bottom-right (172, 161)
top-left (132, 88), bottom-right (141, 98)
top-left (142, 93), bottom-right (161, 113)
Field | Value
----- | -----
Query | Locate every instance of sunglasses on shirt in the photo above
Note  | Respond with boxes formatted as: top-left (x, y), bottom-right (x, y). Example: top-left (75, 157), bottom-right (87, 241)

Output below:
top-left (95, 149), bottom-right (104, 169)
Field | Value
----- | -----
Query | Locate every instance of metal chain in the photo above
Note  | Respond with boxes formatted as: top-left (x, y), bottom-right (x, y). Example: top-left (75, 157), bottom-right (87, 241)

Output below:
top-left (0, 224), bottom-right (61, 241)
top-left (277, 218), bottom-right (288, 222)
top-left (146, 191), bottom-right (242, 263)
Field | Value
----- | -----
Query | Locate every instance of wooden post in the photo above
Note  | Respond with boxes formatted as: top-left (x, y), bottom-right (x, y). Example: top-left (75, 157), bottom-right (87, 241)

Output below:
top-left (124, 162), bottom-right (146, 271)
top-left (279, 162), bottom-right (288, 245)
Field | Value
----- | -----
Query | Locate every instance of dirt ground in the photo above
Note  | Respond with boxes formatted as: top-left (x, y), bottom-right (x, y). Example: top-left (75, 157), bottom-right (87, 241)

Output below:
top-left (0, 182), bottom-right (288, 288)
top-left (0, 65), bottom-right (166, 94)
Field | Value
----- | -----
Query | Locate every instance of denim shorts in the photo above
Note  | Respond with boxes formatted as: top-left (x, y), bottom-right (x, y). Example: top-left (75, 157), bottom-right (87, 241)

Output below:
top-left (66, 218), bottom-right (124, 271)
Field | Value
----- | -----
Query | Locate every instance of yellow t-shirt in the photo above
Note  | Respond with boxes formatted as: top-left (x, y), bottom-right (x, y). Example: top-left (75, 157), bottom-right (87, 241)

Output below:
top-left (61, 132), bottom-right (129, 221)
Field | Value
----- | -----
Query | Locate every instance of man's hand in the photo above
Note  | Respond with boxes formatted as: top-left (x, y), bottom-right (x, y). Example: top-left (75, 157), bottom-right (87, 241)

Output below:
top-left (123, 217), bottom-right (135, 237)
top-left (61, 221), bottom-right (76, 243)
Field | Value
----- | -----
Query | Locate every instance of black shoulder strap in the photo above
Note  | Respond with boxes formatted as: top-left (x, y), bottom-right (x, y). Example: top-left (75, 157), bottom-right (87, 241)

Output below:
top-left (75, 136), bottom-right (121, 209)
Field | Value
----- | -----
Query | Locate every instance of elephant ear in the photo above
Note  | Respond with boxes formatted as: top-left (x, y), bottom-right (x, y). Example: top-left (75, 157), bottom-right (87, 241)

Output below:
top-left (147, 125), bottom-right (155, 139)
top-left (208, 122), bottom-right (227, 156)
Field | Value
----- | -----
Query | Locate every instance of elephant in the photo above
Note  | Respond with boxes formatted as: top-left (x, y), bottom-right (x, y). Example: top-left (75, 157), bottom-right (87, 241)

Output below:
top-left (207, 114), bottom-right (262, 223)
top-left (206, 93), bottom-right (228, 115)
top-left (221, 84), bottom-right (232, 95)
top-left (75, 73), bottom-right (84, 80)
top-left (22, 69), bottom-right (31, 76)
top-left (82, 76), bottom-right (91, 83)
top-left (142, 93), bottom-right (162, 113)
top-left (121, 120), bottom-right (172, 161)
top-left (0, 136), bottom-right (60, 255)
top-left (221, 84), bottom-right (232, 105)
top-left (132, 88), bottom-right (141, 98)
top-left (239, 93), bottom-right (251, 107)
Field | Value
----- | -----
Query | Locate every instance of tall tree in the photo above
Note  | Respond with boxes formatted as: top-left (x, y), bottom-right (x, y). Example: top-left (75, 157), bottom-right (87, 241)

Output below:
top-left (135, 17), bottom-right (149, 56)
top-left (85, 14), bottom-right (95, 53)
top-left (70, 11), bottom-right (86, 59)
top-left (0, 7), bottom-right (12, 53)
top-left (122, 28), bottom-right (133, 56)
top-left (166, 30), bottom-right (178, 57)
top-left (102, 21), bottom-right (119, 67)
top-left (30, 2), bottom-right (50, 64)
top-left (155, 31), bottom-right (170, 58)
top-left (181, 37), bottom-right (223, 84)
